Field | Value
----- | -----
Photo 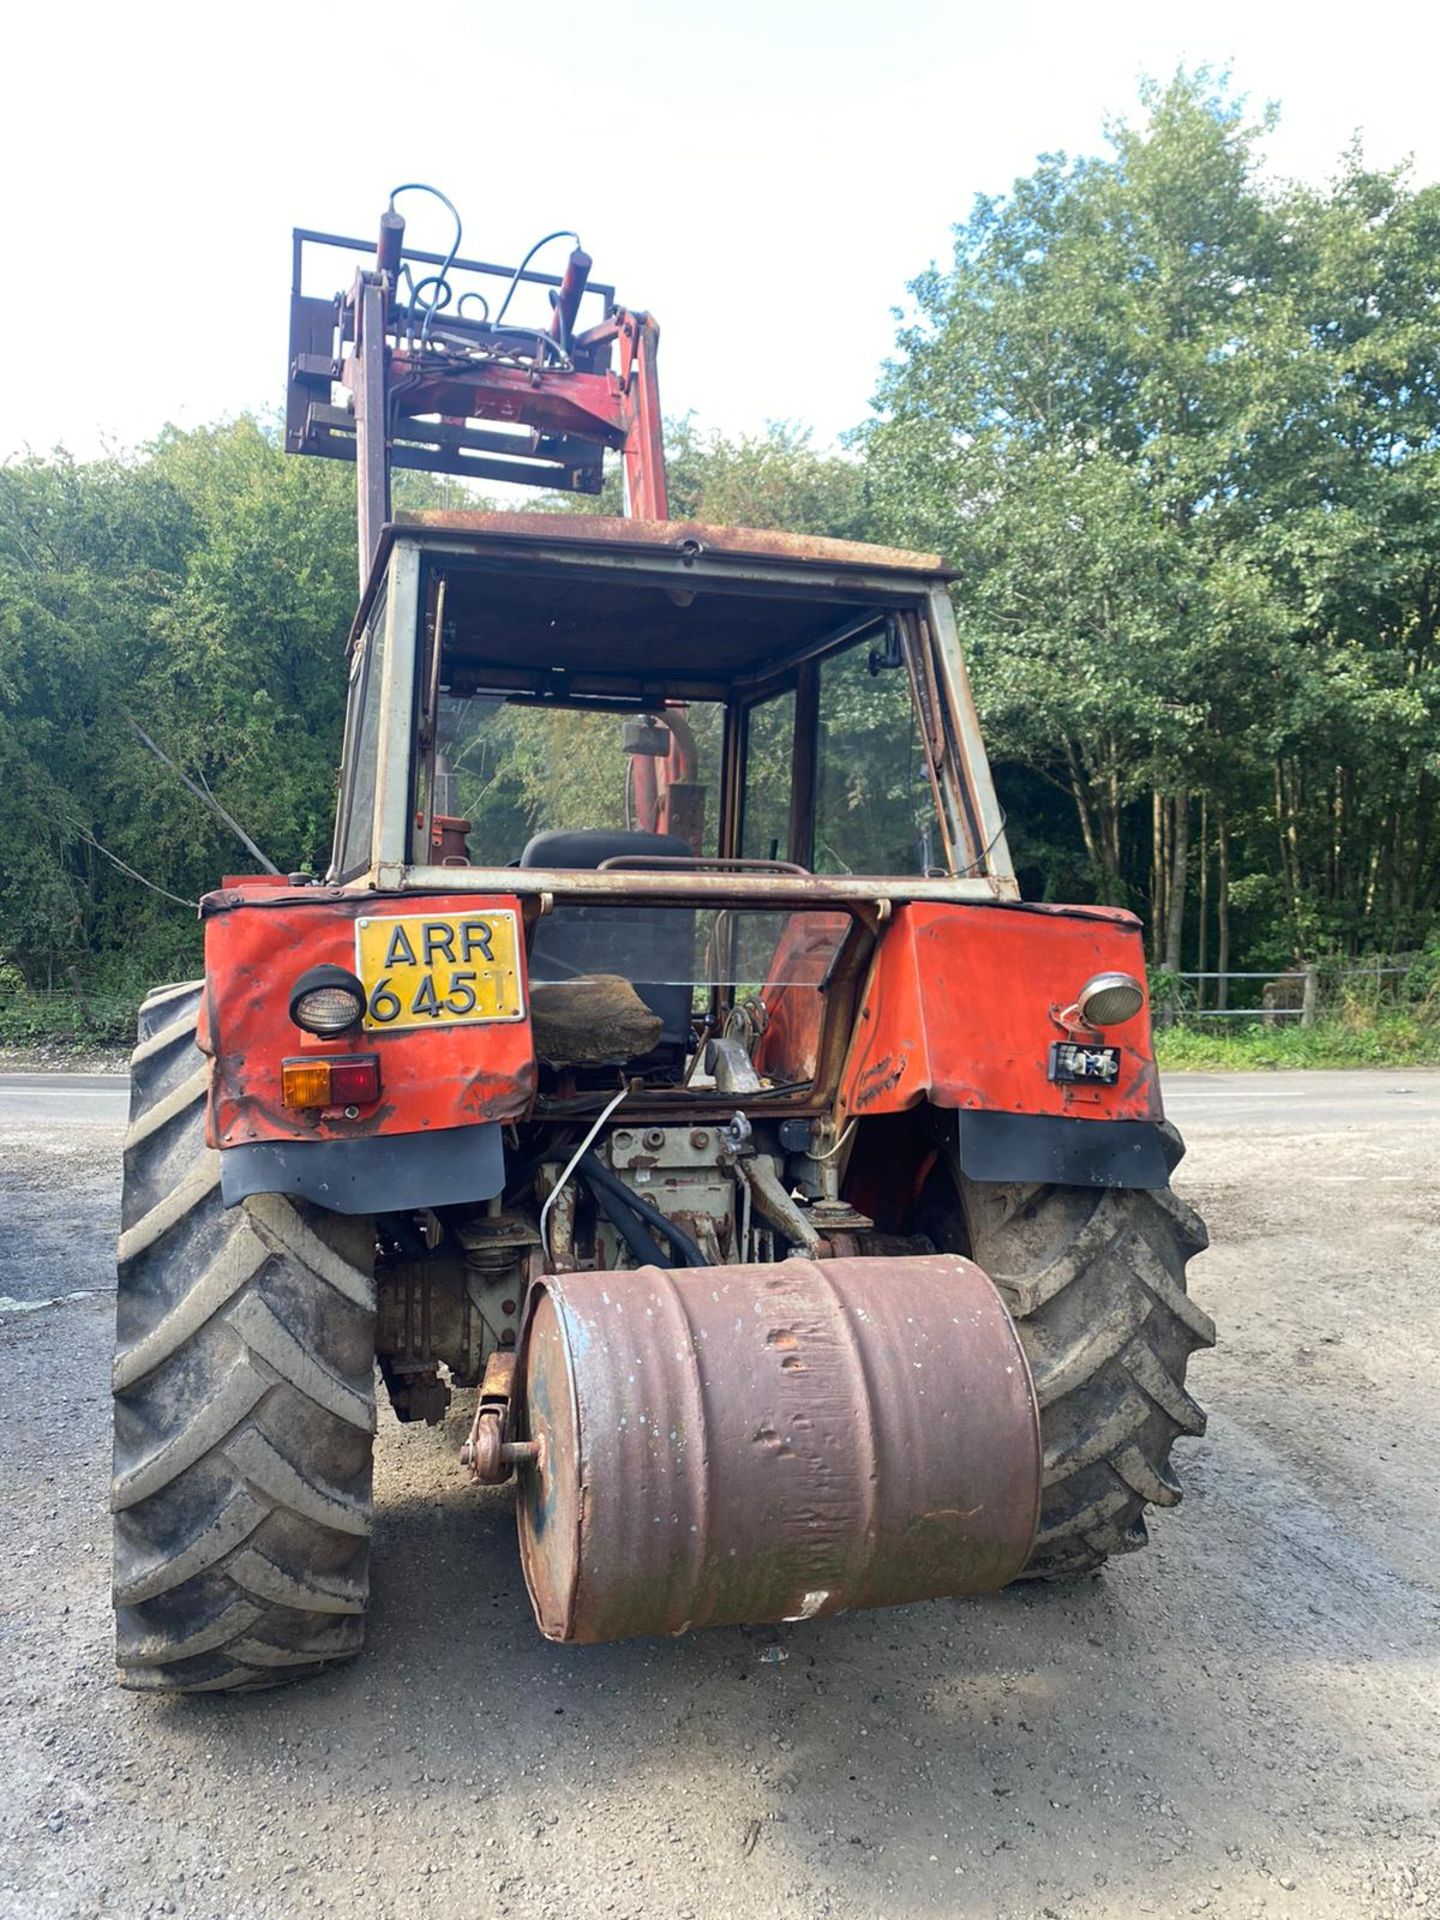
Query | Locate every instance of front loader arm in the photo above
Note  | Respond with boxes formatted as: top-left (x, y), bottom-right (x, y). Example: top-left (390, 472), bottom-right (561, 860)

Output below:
top-left (287, 206), bottom-right (669, 588)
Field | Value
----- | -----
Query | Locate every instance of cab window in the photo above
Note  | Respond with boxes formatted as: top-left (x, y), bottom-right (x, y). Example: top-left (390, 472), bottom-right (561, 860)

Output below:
top-left (812, 641), bottom-right (934, 875)
top-left (740, 689), bottom-right (796, 862)
top-left (333, 591), bottom-right (387, 881)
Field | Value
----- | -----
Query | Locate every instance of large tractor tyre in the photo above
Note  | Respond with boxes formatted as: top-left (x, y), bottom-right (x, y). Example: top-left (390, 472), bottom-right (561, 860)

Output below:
top-left (920, 1140), bottom-right (1213, 1579)
top-left (111, 982), bottom-right (377, 1693)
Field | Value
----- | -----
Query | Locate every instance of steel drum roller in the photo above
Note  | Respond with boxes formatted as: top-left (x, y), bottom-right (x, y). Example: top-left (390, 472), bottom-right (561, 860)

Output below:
top-left (515, 1254), bottom-right (1041, 1644)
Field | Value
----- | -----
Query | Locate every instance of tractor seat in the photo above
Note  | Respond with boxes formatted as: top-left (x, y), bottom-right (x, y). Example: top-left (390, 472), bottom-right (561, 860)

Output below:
top-left (520, 829), bottom-right (696, 1053)
top-left (519, 828), bottom-right (692, 871)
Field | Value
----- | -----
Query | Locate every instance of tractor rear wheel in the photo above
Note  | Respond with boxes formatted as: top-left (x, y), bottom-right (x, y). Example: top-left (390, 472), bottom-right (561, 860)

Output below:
top-left (923, 1143), bottom-right (1213, 1578)
top-left (111, 982), bottom-right (377, 1692)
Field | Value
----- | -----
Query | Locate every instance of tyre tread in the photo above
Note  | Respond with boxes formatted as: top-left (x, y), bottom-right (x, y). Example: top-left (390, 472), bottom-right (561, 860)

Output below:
top-left (956, 1163), bottom-right (1212, 1581)
top-left (112, 986), bottom-right (375, 1692)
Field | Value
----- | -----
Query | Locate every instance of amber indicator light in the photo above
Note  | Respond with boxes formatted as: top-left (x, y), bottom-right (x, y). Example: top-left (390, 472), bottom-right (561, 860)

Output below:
top-left (280, 1055), bottom-right (381, 1110)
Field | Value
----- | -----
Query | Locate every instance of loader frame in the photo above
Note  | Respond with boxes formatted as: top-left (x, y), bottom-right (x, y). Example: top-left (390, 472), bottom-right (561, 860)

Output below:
top-left (287, 220), bottom-right (667, 587)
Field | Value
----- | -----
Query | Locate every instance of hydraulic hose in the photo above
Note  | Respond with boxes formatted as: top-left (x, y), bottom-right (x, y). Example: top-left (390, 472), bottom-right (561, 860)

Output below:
top-left (586, 1174), bottom-right (673, 1270)
top-left (578, 1151), bottom-right (710, 1268)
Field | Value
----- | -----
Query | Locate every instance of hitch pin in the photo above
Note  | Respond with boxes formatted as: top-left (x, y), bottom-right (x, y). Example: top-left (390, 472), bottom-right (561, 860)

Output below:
top-left (459, 1349), bottom-right (541, 1483)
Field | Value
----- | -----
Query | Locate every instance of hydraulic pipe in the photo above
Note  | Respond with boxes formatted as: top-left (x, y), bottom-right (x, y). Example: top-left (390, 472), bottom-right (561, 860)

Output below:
top-left (549, 247), bottom-right (593, 345)
top-left (578, 1151), bottom-right (708, 1269)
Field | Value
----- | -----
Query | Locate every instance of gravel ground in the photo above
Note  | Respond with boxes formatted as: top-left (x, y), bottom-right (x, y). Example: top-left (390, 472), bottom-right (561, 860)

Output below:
top-left (1, 1085), bottom-right (1438, 1920)
top-left (0, 1046), bottom-right (129, 1076)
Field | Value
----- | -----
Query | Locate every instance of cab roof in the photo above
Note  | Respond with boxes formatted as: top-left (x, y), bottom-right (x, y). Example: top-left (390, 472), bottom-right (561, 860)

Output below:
top-left (351, 513), bottom-right (956, 698)
top-left (393, 510), bottom-right (949, 578)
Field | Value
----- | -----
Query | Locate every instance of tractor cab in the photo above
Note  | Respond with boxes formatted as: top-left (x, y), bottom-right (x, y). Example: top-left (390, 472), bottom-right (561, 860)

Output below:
top-left (330, 510), bottom-right (1014, 1108)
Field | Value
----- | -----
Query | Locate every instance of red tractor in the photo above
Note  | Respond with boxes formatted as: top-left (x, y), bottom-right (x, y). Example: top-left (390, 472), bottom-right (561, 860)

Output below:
top-left (111, 193), bottom-right (1212, 1690)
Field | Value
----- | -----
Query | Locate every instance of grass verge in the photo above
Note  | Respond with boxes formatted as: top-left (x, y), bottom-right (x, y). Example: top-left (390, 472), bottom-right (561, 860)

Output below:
top-left (1156, 1012), bottom-right (1440, 1072)
top-left (0, 993), bottom-right (137, 1050)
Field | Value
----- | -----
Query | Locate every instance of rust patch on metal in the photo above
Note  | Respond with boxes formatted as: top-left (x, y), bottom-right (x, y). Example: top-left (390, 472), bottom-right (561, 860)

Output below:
top-left (460, 1060), bottom-right (536, 1120)
top-left (396, 509), bottom-right (948, 577)
top-left (853, 1054), bottom-right (908, 1108)
top-left (515, 1254), bottom-right (1041, 1645)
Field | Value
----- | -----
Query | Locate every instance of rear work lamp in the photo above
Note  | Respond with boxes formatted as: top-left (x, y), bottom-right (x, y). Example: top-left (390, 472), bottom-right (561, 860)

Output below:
top-left (289, 964), bottom-right (367, 1036)
top-left (1074, 971), bottom-right (1145, 1029)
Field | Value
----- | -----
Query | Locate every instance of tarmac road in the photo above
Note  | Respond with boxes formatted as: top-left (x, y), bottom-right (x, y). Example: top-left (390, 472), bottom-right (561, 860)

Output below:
top-left (1, 1068), bottom-right (1438, 1920)
top-left (5, 1063), bottom-right (1439, 1146)
top-left (1161, 1068), bottom-right (1440, 1133)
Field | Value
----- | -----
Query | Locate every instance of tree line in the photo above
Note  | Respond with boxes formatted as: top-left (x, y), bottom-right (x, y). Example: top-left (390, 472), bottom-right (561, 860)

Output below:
top-left (863, 72), bottom-right (1440, 985)
top-left (2, 71), bottom-right (1437, 1000)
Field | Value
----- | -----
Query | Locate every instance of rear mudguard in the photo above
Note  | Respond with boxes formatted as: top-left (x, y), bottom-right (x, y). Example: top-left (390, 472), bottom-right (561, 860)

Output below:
top-left (838, 901), bottom-right (1173, 1189)
top-left (199, 881), bottom-right (535, 1211)
top-left (219, 1123), bottom-right (508, 1213)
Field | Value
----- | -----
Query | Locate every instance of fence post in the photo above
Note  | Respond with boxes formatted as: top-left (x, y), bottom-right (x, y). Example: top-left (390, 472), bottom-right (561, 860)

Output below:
top-left (1300, 964), bottom-right (1318, 1029)
top-left (66, 966), bottom-right (97, 1028)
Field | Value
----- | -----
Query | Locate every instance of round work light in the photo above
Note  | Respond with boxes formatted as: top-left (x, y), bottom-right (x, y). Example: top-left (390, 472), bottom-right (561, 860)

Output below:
top-left (289, 965), bottom-right (367, 1036)
top-left (1075, 971), bottom-right (1145, 1028)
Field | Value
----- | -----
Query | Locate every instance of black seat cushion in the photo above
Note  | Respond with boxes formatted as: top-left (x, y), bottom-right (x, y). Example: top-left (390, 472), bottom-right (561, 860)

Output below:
top-left (519, 827), bottom-right (693, 870)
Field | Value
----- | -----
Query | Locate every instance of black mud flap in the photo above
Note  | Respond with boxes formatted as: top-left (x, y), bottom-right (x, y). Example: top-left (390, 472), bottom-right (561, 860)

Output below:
top-left (956, 1109), bottom-right (1173, 1191)
top-left (220, 1122), bottom-right (505, 1214)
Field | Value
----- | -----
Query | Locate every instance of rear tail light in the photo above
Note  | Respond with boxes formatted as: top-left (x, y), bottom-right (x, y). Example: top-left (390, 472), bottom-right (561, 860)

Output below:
top-left (281, 1055), bottom-right (381, 1110)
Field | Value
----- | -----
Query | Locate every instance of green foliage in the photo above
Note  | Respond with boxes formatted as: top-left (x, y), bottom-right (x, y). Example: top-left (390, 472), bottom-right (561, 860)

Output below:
top-left (0, 419), bottom-right (361, 994)
top-left (1, 417), bottom-right (877, 999)
top-left (1146, 968), bottom-right (1193, 1016)
top-left (1155, 1010), bottom-right (1440, 1071)
top-left (535, 419), bottom-right (875, 538)
top-left (0, 991), bottom-right (135, 1048)
top-left (1406, 933), bottom-right (1440, 1002)
top-left (666, 420), bottom-right (874, 539)
top-left (861, 69), bottom-right (1440, 966)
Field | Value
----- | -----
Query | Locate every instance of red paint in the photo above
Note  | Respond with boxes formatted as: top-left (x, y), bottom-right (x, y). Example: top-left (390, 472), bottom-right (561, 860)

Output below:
top-left (838, 903), bottom-right (1162, 1124)
top-left (202, 884), bottom-right (536, 1149)
top-left (752, 910), bottom-right (851, 1085)
top-left (378, 308), bottom-right (668, 519)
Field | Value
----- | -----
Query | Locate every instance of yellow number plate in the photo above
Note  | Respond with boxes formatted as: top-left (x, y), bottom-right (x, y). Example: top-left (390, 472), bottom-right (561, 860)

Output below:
top-left (355, 911), bottom-right (525, 1032)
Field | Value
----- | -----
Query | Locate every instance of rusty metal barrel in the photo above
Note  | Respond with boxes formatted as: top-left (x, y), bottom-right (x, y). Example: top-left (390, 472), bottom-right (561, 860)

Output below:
top-left (514, 1255), bottom-right (1040, 1644)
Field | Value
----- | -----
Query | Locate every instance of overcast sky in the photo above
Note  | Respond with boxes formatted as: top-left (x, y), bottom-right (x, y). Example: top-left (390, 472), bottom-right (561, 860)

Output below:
top-left (5, 0), bottom-right (1439, 465)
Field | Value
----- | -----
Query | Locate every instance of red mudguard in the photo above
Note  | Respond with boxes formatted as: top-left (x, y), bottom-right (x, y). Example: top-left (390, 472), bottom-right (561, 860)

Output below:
top-left (199, 883), bottom-right (536, 1150)
top-left (839, 901), bottom-right (1162, 1123)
